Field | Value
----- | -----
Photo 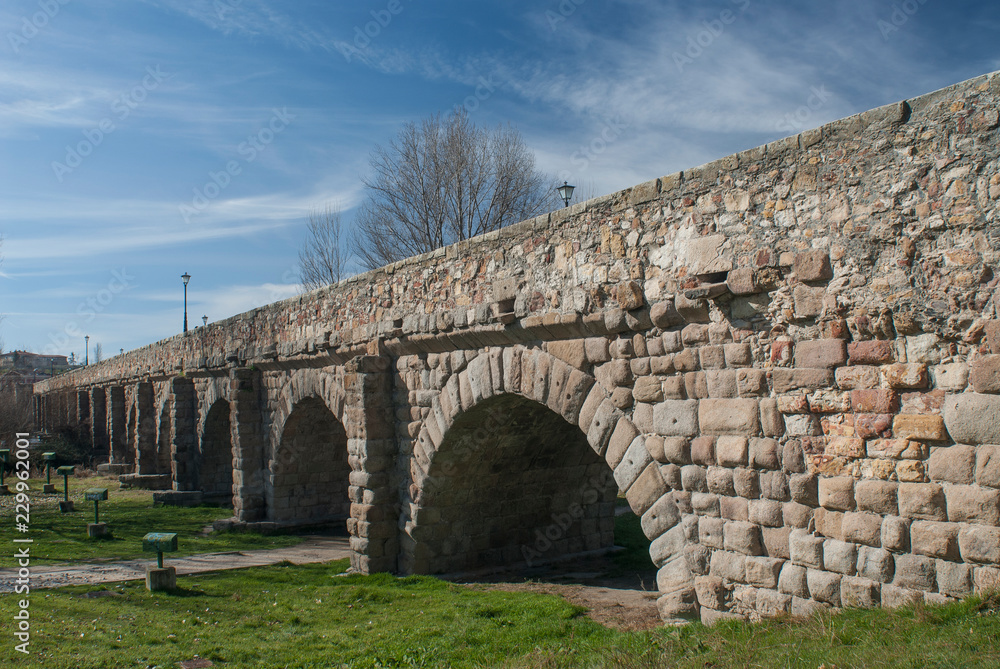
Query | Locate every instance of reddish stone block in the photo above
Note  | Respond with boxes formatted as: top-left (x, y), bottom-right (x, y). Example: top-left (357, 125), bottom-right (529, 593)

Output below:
top-left (821, 319), bottom-right (850, 340)
top-left (985, 321), bottom-right (1000, 355)
top-left (771, 339), bottom-right (793, 366)
top-left (855, 414), bottom-right (894, 439)
top-left (971, 355), bottom-right (1000, 394)
top-left (794, 250), bottom-right (833, 282)
top-left (899, 391), bottom-right (945, 415)
top-left (851, 389), bottom-right (899, 414)
top-left (848, 340), bottom-right (895, 365)
top-left (826, 437), bottom-right (866, 458)
top-left (794, 339), bottom-right (848, 369)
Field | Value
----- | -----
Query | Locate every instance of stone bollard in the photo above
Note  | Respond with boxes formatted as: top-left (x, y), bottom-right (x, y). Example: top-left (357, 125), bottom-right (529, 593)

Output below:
top-left (143, 533), bottom-right (178, 591)
top-left (84, 488), bottom-right (109, 538)
top-left (57, 466), bottom-right (76, 512)
top-left (0, 450), bottom-right (9, 496)
top-left (42, 452), bottom-right (57, 494)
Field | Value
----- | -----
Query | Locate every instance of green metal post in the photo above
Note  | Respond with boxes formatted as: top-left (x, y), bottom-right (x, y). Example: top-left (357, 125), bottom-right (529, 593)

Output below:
top-left (63, 473), bottom-right (69, 501)
top-left (94, 499), bottom-right (100, 524)
top-left (157, 551), bottom-right (164, 569)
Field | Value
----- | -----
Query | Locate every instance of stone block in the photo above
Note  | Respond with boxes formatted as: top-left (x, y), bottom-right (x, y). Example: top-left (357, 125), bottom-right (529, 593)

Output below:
top-left (793, 284), bottom-right (826, 318)
top-left (710, 550), bottom-right (746, 583)
top-left (826, 436), bottom-right (866, 459)
top-left (824, 539), bottom-right (858, 575)
top-left (977, 445), bottom-right (1000, 489)
top-left (783, 502), bottom-right (814, 528)
top-left (632, 377), bottom-right (663, 403)
top-left (690, 436), bottom-right (715, 466)
top-left (944, 394), bottom-right (1000, 446)
top-left (794, 250), bottom-right (833, 282)
top-left (584, 337), bottom-right (611, 364)
top-left (755, 588), bottom-right (793, 617)
top-left (641, 494), bottom-right (682, 540)
top-left (842, 512), bottom-right (883, 548)
top-left (605, 419), bottom-right (641, 469)
top-left (760, 470), bottom-right (790, 502)
top-left (652, 400), bottom-right (699, 437)
top-left (928, 445), bottom-right (976, 485)
top-left (684, 371), bottom-right (708, 399)
top-left (893, 554), bottom-right (936, 592)
top-left (614, 436), bottom-right (654, 492)
top-left (716, 436), bottom-right (749, 467)
top-left (881, 516), bottom-right (911, 554)
top-left (681, 465), bottom-right (708, 493)
top-left (733, 468), bottom-right (760, 499)
top-left (959, 525), bottom-right (1000, 564)
top-left (737, 369), bottom-right (768, 397)
top-left (946, 485), bottom-right (1000, 525)
top-left (814, 508), bottom-right (844, 540)
top-left (778, 562), bottom-right (809, 598)
top-left (807, 569), bottom-right (842, 606)
top-left (857, 545), bottom-right (895, 583)
top-left (695, 575), bottom-right (729, 610)
top-left (660, 437), bottom-right (691, 465)
top-left (685, 544), bottom-right (711, 575)
top-left (850, 389), bottom-right (899, 414)
top-left (782, 440), bottom-right (806, 473)
top-left (897, 483), bottom-right (947, 521)
top-left (706, 467), bottom-right (735, 496)
top-left (785, 414), bottom-right (823, 437)
top-left (726, 267), bottom-right (760, 296)
top-left (720, 496), bottom-right (749, 521)
top-left (724, 342), bottom-right (753, 367)
top-left (772, 368), bottom-right (835, 393)
top-left (794, 339), bottom-right (847, 369)
top-left (848, 340), bottom-right (895, 365)
top-left (818, 476), bottom-right (855, 511)
top-left (749, 499), bottom-right (783, 527)
top-left (649, 524), bottom-right (688, 567)
top-left (760, 399), bottom-right (786, 438)
top-left (761, 526), bottom-right (791, 559)
top-left (650, 300), bottom-right (684, 328)
top-left (698, 398), bottom-right (760, 435)
top-left (789, 528), bottom-right (824, 569)
top-left (789, 473), bottom-right (819, 506)
top-left (910, 521), bottom-right (960, 560)
top-left (971, 355), bottom-right (1000, 394)
top-left (698, 516), bottom-right (724, 549)
top-left (626, 463), bottom-right (668, 516)
top-left (724, 520), bottom-right (763, 556)
top-left (693, 492), bottom-right (722, 518)
top-left (931, 362), bottom-right (969, 392)
top-left (882, 363), bottom-right (928, 389)
top-left (892, 414), bottom-right (947, 442)
top-left (835, 365), bottom-right (881, 389)
top-left (660, 463), bottom-right (682, 490)
top-left (841, 575), bottom-right (880, 608)
top-left (881, 584), bottom-right (923, 608)
top-left (745, 556), bottom-right (784, 588)
top-left (935, 560), bottom-right (973, 598)
top-left (974, 566), bottom-right (1000, 595)
top-left (749, 438), bottom-right (780, 470)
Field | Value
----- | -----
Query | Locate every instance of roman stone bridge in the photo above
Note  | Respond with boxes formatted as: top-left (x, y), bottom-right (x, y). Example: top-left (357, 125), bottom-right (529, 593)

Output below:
top-left (33, 71), bottom-right (1000, 624)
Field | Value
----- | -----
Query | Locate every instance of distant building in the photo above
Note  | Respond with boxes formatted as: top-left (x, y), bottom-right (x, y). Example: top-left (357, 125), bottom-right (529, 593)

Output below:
top-left (0, 350), bottom-right (71, 371)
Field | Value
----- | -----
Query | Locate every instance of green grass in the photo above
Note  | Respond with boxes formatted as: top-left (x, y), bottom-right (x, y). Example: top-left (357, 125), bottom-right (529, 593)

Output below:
top-left (611, 509), bottom-right (656, 576)
top-left (0, 474), bottom-right (302, 567)
top-left (3, 559), bottom-right (1000, 668)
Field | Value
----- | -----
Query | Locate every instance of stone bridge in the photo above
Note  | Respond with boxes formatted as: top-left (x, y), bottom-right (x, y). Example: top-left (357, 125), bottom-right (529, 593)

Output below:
top-left (33, 71), bottom-right (1000, 624)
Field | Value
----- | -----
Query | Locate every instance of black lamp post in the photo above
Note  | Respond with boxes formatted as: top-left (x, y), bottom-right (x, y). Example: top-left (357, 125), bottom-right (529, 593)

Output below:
top-left (181, 273), bottom-right (191, 333)
top-left (84, 335), bottom-right (89, 366)
top-left (557, 181), bottom-right (576, 208)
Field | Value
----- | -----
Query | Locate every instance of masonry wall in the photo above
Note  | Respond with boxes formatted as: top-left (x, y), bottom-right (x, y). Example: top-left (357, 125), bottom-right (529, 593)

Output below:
top-left (34, 71), bottom-right (1000, 624)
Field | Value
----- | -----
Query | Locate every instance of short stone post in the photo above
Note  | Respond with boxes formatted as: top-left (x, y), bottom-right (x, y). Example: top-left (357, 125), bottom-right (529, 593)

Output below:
top-left (57, 466), bottom-right (76, 512)
top-left (0, 450), bottom-right (9, 495)
top-left (143, 532), bottom-right (178, 591)
top-left (42, 452), bottom-right (57, 493)
top-left (84, 488), bottom-right (109, 537)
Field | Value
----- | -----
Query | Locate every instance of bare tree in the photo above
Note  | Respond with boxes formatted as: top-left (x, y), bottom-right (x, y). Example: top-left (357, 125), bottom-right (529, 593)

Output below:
top-left (354, 109), bottom-right (553, 269)
top-left (93, 343), bottom-right (103, 364)
top-left (298, 204), bottom-right (350, 291)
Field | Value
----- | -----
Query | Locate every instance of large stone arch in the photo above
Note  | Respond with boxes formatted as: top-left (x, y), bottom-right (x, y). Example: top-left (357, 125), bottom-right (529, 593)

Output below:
top-left (198, 398), bottom-right (234, 505)
top-left (268, 394), bottom-right (351, 526)
top-left (400, 346), bottom-right (685, 617)
top-left (268, 367), bottom-right (347, 448)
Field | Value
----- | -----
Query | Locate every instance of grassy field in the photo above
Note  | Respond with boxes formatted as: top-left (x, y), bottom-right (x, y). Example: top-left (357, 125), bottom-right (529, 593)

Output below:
top-left (2, 558), bottom-right (1000, 668)
top-left (0, 474), bottom-right (302, 568)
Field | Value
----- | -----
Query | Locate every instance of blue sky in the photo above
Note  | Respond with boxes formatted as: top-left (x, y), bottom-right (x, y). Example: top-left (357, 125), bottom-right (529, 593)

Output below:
top-left (1, 0), bottom-right (998, 360)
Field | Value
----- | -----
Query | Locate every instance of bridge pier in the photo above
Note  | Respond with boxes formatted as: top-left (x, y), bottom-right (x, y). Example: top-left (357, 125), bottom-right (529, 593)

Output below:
top-left (90, 388), bottom-right (108, 463)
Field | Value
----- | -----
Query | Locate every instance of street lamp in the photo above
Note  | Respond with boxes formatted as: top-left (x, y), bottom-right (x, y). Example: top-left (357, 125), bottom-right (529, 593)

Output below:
top-left (557, 181), bottom-right (576, 208)
top-left (84, 335), bottom-right (89, 366)
top-left (202, 315), bottom-right (208, 327)
top-left (181, 273), bottom-right (191, 333)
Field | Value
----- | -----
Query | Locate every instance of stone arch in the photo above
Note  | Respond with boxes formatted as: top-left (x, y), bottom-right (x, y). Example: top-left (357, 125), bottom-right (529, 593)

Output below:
top-left (198, 399), bottom-right (234, 505)
top-left (268, 395), bottom-right (350, 526)
top-left (269, 368), bottom-right (347, 448)
top-left (401, 346), bottom-right (677, 585)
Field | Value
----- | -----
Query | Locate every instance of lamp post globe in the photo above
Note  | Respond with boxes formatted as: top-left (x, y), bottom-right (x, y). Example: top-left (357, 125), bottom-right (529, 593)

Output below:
top-left (557, 181), bottom-right (576, 208)
top-left (181, 273), bottom-right (191, 333)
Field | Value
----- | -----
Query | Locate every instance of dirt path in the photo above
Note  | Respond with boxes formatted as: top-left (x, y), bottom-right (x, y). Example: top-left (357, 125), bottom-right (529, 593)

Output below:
top-left (0, 535), bottom-right (351, 592)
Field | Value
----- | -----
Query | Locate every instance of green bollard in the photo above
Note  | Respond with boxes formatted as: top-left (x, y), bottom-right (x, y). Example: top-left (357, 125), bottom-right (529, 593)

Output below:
top-left (43, 452), bottom-right (57, 493)
top-left (143, 533), bottom-right (178, 590)
top-left (0, 449), bottom-right (8, 495)
top-left (84, 488), bottom-right (109, 537)
top-left (57, 465), bottom-right (75, 512)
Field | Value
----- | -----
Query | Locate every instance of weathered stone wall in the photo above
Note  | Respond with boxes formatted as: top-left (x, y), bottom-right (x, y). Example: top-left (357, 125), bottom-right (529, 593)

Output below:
top-left (34, 71), bottom-right (1000, 624)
